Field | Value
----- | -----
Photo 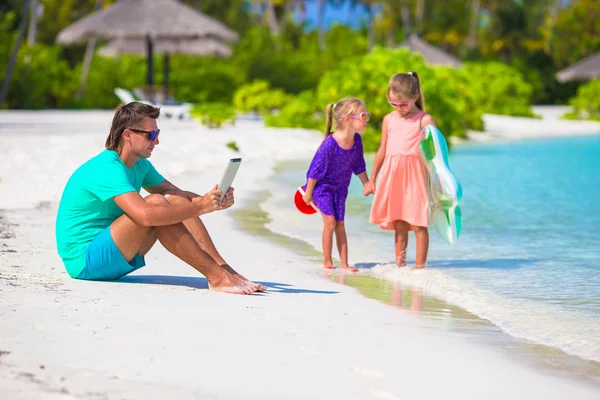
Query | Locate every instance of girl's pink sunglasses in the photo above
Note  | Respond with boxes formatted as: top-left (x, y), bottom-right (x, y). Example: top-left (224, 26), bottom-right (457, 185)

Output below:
top-left (345, 112), bottom-right (370, 122)
top-left (389, 100), bottom-right (413, 108)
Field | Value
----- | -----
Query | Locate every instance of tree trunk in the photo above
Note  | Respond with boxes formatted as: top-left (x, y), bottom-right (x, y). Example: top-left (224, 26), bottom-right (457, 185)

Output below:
top-left (27, 0), bottom-right (39, 45)
top-left (467, 0), bottom-right (481, 49)
top-left (415, 0), bottom-right (425, 36)
top-left (317, 0), bottom-right (326, 51)
top-left (77, 0), bottom-right (104, 100)
top-left (265, 0), bottom-right (280, 37)
top-left (0, 0), bottom-right (31, 107)
top-left (545, 0), bottom-right (561, 53)
top-left (386, 25), bottom-right (395, 48)
top-left (367, 2), bottom-right (376, 51)
top-left (400, 0), bottom-right (410, 37)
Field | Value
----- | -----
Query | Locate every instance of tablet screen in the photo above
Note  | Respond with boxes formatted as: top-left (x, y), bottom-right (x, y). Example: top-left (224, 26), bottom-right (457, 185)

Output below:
top-left (218, 158), bottom-right (242, 200)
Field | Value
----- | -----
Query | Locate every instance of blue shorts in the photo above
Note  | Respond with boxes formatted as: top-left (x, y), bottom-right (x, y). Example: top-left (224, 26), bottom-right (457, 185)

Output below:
top-left (76, 226), bottom-right (145, 281)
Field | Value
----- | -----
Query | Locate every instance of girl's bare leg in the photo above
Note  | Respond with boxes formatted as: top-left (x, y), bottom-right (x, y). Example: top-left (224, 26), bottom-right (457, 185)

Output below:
top-left (335, 221), bottom-right (357, 272)
top-left (414, 226), bottom-right (429, 268)
top-left (321, 214), bottom-right (336, 269)
top-left (394, 220), bottom-right (410, 267)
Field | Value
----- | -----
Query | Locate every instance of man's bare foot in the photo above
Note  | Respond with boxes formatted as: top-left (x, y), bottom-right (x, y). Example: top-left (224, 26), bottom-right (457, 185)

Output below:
top-left (220, 263), bottom-right (267, 292)
top-left (208, 271), bottom-right (260, 295)
top-left (341, 265), bottom-right (359, 273)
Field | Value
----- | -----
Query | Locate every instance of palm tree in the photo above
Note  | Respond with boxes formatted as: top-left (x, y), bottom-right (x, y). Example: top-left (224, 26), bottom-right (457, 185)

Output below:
top-left (415, 0), bottom-right (425, 35)
top-left (545, 0), bottom-right (562, 52)
top-left (265, 0), bottom-right (281, 37)
top-left (317, 0), bottom-right (326, 50)
top-left (77, 0), bottom-right (104, 99)
top-left (467, 0), bottom-right (481, 49)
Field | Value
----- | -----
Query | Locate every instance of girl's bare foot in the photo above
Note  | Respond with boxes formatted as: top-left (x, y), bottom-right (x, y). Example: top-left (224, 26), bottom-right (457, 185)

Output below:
top-left (323, 264), bottom-right (335, 269)
top-left (341, 265), bottom-right (359, 273)
top-left (396, 251), bottom-right (407, 267)
top-left (414, 264), bottom-right (427, 269)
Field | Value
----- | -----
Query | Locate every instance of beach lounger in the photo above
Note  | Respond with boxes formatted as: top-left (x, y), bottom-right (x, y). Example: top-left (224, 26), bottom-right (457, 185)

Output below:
top-left (114, 88), bottom-right (191, 120)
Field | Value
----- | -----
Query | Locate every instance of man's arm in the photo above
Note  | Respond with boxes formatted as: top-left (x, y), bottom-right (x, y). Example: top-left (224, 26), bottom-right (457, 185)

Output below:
top-left (114, 190), bottom-right (221, 227)
top-left (144, 179), bottom-right (235, 210)
top-left (144, 179), bottom-right (190, 196)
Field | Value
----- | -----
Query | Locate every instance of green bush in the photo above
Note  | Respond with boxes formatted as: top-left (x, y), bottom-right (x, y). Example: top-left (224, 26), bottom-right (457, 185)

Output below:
top-left (190, 102), bottom-right (236, 128)
top-left (432, 67), bottom-right (485, 133)
top-left (1, 42), bottom-right (78, 109)
top-left (233, 80), bottom-right (292, 115)
top-left (264, 90), bottom-right (323, 131)
top-left (69, 54), bottom-right (147, 109)
top-left (563, 79), bottom-right (600, 121)
top-left (226, 141), bottom-right (240, 152)
top-left (168, 55), bottom-right (246, 104)
top-left (460, 61), bottom-right (536, 117)
top-left (315, 47), bottom-right (473, 151)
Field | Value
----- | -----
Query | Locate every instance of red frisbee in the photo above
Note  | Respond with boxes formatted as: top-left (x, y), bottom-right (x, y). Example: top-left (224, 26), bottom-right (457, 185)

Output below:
top-left (294, 185), bottom-right (318, 215)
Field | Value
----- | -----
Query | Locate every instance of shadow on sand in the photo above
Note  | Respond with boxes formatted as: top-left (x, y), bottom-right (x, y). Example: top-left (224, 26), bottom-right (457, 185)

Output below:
top-left (117, 274), bottom-right (339, 295)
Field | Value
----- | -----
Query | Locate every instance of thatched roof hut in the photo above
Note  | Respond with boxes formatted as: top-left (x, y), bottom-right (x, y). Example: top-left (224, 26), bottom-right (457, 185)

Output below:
top-left (556, 52), bottom-right (600, 83)
top-left (57, 0), bottom-right (239, 90)
top-left (98, 38), bottom-right (232, 58)
top-left (57, 0), bottom-right (239, 43)
top-left (398, 34), bottom-right (463, 68)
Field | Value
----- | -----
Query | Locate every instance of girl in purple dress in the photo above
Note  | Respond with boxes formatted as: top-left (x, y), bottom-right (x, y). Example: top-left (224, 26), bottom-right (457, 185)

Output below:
top-left (302, 97), bottom-right (370, 272)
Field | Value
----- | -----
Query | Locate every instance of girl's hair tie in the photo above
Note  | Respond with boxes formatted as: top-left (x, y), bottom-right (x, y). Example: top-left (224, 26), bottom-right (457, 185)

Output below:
top-left (333, 103), bottom-right (337, 109)
top-left (408, 71), bottom-right (414, 76)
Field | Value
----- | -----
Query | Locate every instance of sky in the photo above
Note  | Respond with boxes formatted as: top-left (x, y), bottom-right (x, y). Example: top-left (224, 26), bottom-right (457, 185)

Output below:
top-left (295, 1), bottom-right (373, 31)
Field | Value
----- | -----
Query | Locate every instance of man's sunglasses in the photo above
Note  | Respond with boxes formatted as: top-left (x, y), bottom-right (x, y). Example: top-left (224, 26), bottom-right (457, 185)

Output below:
top-left (346, 112), bottom-right (370, 122)
top-left (127, 128), bottom-right (160, 141)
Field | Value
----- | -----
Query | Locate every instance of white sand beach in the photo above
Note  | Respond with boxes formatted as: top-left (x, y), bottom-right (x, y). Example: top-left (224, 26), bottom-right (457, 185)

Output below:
top-left (456, 106), bottom-right (600, 144)
top-left (1, 110), bottom-right (599, 399)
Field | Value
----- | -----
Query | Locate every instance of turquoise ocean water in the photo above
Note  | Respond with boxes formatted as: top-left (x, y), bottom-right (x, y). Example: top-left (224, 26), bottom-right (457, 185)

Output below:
top-left (260, 135), bottom-right (600, 364)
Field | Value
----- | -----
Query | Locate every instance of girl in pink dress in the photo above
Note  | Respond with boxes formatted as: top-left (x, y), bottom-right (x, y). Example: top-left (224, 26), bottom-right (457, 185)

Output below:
top-left (364, 72), bottom-right (436, 268)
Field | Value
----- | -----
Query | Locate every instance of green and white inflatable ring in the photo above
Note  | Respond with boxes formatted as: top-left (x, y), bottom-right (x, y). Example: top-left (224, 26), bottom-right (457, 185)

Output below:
top-left (419, 125), bottom-right (463, 245)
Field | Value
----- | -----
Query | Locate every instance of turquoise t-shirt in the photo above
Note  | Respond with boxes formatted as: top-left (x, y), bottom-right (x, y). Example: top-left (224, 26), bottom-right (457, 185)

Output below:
top-left (55, 150), bottom-right (165, 277)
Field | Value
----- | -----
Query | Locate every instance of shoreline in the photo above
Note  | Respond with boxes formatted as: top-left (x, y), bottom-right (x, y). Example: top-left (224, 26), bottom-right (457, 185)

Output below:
top-left (230, 165), bottom-right (600, 387)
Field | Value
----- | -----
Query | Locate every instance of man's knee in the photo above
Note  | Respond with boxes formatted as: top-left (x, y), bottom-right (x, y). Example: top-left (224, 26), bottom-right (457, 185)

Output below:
top-left (144, 193), bottom-right (169, 205)
top-left (164, 192), bottom-right (191, 205)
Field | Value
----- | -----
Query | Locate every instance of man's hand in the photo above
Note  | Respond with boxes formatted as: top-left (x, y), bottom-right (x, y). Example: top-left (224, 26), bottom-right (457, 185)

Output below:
top-left (221, 187), bottom-right (235, 210)
top-left (192, 185), bottom-right (223, 215)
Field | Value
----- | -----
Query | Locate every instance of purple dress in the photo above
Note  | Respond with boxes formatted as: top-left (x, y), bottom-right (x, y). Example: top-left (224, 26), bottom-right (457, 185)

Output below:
top-left (306, 133), bottom-right (367, 221)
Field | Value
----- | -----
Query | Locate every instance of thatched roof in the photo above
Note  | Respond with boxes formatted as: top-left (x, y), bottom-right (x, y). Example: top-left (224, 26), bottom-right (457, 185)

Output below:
top-left (56, 0), bottom-right (239, 44)
top-left (556, 52), bottom-right (600, 83)
top-left (398, 34), bottom-right (463, 68)
top-left (98, 37), bottom-right (232, 57)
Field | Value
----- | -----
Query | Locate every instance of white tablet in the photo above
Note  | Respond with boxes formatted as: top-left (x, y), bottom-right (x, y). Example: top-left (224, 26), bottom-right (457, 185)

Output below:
top-left (218, 158), bottom-right (242, 200)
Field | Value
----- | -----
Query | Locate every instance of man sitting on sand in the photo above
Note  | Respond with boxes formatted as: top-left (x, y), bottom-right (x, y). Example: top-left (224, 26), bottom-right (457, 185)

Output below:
top-left (55, 101), bottom-right (265, 295)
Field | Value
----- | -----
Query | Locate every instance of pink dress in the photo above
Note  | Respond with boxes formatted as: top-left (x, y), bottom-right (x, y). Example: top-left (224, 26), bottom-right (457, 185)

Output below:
top-left (369, 110), bottom-right (429, 230)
